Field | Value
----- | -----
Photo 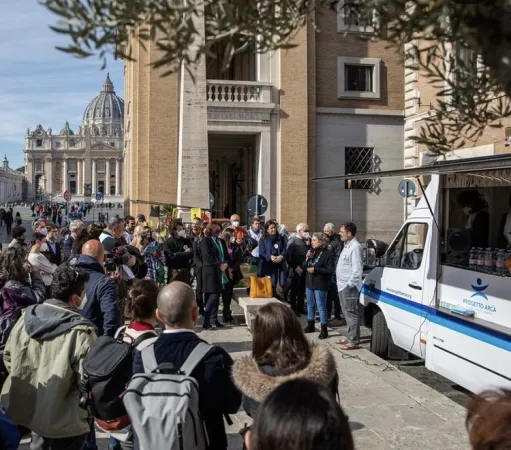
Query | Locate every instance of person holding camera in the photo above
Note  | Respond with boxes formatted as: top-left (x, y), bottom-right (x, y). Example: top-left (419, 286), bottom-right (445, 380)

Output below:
top-left (0, 264), bottom-right (95, 450)
top-left (75, 240), bottom-right (122, 337)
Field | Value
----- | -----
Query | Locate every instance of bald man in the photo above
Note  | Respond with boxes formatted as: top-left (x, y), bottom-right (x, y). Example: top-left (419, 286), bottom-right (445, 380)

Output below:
top-left (133, 282), bottom-right (242, 450)
top-left (75, 239), bottom-right (121, 337)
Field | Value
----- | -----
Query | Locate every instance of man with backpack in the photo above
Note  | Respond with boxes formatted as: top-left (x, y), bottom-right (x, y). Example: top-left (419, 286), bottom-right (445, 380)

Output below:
top-left (0, 264), bottom-right (96, 450)
top-left (128, 282), bottom-right (241, 450)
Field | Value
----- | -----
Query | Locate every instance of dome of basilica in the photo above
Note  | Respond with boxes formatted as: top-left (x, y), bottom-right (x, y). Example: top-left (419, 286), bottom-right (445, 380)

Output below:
top-left (82, 73), bottom-right (124, 126)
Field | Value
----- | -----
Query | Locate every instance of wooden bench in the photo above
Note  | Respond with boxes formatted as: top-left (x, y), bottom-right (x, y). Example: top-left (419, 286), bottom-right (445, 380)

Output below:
top-left (237, 296), bottom-right (281, 330)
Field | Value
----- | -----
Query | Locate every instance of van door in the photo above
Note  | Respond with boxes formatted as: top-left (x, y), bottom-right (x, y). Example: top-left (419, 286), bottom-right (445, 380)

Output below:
top-left (381, 221), bottom-right (431, 356)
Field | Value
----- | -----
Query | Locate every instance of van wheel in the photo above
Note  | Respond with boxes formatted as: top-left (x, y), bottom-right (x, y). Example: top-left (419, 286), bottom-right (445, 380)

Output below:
top-left (370, 310), bottom-right (390, 357)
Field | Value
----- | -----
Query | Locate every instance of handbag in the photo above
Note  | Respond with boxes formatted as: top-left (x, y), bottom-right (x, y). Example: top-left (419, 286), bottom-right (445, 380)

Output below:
top-left (249, 276), bottom-right (272, 298)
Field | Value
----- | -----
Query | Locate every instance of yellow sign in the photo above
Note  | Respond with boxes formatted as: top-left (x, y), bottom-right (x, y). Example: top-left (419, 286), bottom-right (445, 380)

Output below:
top-left (190, 208), bottom-right (202, 220)
top-left (172, 208), bottom-right (179, 219)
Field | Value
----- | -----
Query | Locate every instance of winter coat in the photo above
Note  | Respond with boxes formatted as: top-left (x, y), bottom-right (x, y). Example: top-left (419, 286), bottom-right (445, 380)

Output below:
top-left (259, 235), bottom-right (288, 278)
top-left (328, 234), bottom-right (344, 278)
top-left (226, 243), bottom-right (243, 284)
top-left (1, 299), bottom-right (96, 439)
top-left (286, 235), bottom-right (309, 270)
top-left (232, 343), bottom-right (338, 418)
top-left (0, 406), bottom-right (20, 450)
top-left (63, 234), bottom-right (74, 261)
top-left (200, 236), bottom-right (229, 294)
top-left (0, 270), bottom-right (46, 350)
top-left (74, 255), bottom-right (121, 337)
top-left (164, 236), bottom-right (193, 270)
top-left (305, 249), bottom-right (334, 292)
top-left (133, 331), bottom-right (241, 450)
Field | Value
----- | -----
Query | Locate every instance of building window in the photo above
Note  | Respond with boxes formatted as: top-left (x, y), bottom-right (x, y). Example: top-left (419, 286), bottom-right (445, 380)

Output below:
top-left (338, 57), bottom-right (381, 99)
top-left (36, 140), bottom-right (42, 147)
top-left (35, 160), bottom-right (43, 171)
top-left (345, 65), bottom-right (373, 92)
top-left (69, 140), bottom-right (76, 147)
top-left (68, 160), bottom-right (77, 172)
top-left (97, 160), bottom-right (106, 172)
top-left (55, 141), bottom-right (61, 148)
top-left (337, 0), bottom-right (374, 33)
top-left (345, 147), bottom-right (374, 189)
top-left (110, 142), bottom-right (115, 148)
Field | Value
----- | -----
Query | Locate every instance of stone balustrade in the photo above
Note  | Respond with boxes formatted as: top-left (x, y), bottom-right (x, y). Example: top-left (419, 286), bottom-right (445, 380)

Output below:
top-left (206, 80), bottom-right (272, 104)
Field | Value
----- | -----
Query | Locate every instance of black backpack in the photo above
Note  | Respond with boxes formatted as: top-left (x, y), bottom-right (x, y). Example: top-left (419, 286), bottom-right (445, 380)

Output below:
top-left (80, 328), bottom-right (156, 431)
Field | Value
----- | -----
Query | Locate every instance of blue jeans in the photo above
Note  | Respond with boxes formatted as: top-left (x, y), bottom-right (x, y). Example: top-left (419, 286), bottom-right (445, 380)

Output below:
top-left (204, 293), bottom-right (219, 325)
top-left (306, 288), bottom-right (328, 325)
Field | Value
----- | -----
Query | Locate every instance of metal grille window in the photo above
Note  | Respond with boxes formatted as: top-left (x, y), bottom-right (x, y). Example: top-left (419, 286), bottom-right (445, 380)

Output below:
top-left (345, 147), bottom-right (374, 189)
top-left (343, 3), bottom-right (373, 27)
top-left (345, 65), bottom-right (373, 92)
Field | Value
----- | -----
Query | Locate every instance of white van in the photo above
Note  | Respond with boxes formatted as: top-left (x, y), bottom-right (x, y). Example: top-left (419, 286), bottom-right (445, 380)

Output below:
top-left (318, 155), bottom-right (511, 394)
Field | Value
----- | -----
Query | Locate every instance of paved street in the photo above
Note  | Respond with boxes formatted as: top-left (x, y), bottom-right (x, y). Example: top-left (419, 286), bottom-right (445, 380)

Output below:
top-left (19, 301), bottom-right (469, 449)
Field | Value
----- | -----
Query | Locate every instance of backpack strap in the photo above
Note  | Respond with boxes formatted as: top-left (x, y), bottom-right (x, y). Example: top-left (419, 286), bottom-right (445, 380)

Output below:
top-left (141, 344), bottom-right (158, 373)
top-left (180, 342), bottom-right (213, 376)
top-left (132, 331), bottom-right (158, 348)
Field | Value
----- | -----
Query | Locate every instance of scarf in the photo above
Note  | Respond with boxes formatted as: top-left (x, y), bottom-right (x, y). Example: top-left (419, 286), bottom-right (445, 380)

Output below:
top-left (213, 238), bottom-right (229, 286)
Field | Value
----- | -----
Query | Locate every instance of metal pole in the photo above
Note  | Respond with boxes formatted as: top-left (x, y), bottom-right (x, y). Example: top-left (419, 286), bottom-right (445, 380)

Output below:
top-left (350, 189), bottom-right (353, 222)
top-left (404, 180), bottom-right (409, 220)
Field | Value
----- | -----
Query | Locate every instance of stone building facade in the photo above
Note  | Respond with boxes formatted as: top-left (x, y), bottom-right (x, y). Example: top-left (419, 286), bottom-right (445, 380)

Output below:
top-left (24, 74), bottom-right (124, 202)
top-left (123, 3), bottom-right (405, 240)
top-left (0, 156), bottom-right (24, 204)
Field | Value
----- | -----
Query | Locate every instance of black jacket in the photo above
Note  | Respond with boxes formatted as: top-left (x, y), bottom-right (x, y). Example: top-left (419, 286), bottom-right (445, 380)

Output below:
top-left (201, 236), bottom-right (229, 294)
top-left (74, 255), bottom-right (121, 337)
top-left (133, 332), bottom-right (241, 450)
top-left (327, 234), bottom-right (343, 281)
top-left (305, 249), bottom-right (334, 291)
top-left (164, 236), bottom-right (193, 270)
top-left (232, 343), bottom-right (338, 418)
top-left (286, 236), bottom-right (309, 270)
top-left (46, 240), bottom-right (62, 266)
top-left (226, 243), bottom-right (243, 285)
top-left (63, 235), bottom-right (74, 262)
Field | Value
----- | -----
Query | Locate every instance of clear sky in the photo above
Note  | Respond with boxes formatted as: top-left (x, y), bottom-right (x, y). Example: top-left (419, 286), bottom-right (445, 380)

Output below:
top-left (0, 0), bottom-right (124, 169)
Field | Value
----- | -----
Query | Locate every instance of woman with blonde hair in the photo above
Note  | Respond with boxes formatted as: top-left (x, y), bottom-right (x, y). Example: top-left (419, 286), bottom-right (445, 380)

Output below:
top-left (303, 232), bottom-right (334, 339)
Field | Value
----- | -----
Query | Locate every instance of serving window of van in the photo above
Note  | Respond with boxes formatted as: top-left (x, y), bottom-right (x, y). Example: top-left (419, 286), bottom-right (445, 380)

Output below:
top-left (441, 171), bottom-right (511, 277)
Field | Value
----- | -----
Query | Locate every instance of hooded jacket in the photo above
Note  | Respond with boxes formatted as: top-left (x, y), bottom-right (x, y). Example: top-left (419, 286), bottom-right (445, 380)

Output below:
top-left (74, 255), bottom-right (121, 337)
top-left (0, 299), bottom-right (96, 439)
top-left (232, 343), bottom-right (338, 417)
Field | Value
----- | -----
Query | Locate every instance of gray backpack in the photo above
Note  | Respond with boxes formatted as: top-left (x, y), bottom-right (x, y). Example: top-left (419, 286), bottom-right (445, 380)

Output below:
top-left (123, 342), bottom-right (212, 450)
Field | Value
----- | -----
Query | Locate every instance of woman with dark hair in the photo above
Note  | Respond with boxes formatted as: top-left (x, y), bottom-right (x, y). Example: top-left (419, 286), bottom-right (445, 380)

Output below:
top-left (233, 302), bottom-right (338, 418)
top-left (245, 379), bottom-right (353, 450)
top-left (457, 189), bottom-right (490, 248)
top-left (67, 231), bottom-right (92, 265)
top-left (466, 389), bottom-right (511, 449)
top-left (200, 222), bottom-right (229, 330)
top-left (221, 229), bottom-right (243, 324)
top-left (0, 247), bottom-right (46, 381)
top-left (258, 220), bottom-right (287, 297)
top-left (191, 218), bottom-right (205, 315)
top-left (303, 232), bottom-right (334, 340)
top-left (108, 279), bottom-right (160, 450)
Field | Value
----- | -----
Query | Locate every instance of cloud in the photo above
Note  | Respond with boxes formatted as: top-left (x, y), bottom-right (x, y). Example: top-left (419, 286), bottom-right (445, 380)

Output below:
top-left (0, 0), bottom-right (124, 168)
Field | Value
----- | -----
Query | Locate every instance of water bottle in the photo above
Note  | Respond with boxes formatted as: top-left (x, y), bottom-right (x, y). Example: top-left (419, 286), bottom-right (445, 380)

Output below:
top-left (469, 248), bottom-right (477, 269)
top-left (477, 248), bottom-right (485, 270)
top-left (496, 249), bottom-right (506, 274)
top-left (484, 248), bottom-right (493, 271)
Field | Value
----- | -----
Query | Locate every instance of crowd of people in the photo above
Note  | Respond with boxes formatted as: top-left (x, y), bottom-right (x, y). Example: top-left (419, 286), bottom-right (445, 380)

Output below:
top-left (0, 210), bottom-right (508, 450)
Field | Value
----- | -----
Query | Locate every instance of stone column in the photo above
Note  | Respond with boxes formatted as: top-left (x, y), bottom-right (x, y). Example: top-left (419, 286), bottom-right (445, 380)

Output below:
top-left (106, 159), bottom-right (111, 195)
top-left (115, 159), bottom-right (120, 195)
top-left (92, 159), bottom-right (97, 193)
top-left (255, 129), bottom-right (272, 217)
top-left (176, 5), bottom-right (209, 218)
top-left (83, 127), bottom-right (92, 201)
top-left (77, 159), bottom-right (82, 194)
top-left (63, 159), bottom-right (68, 193)
top-left (45, 158), bottom-right (53, 194)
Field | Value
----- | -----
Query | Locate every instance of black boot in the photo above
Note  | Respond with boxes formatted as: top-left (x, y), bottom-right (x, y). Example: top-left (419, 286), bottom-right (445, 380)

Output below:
top-left (318, 324), bottom-right (328, 340)
top-left (304, 321), bottom-right (315, 334)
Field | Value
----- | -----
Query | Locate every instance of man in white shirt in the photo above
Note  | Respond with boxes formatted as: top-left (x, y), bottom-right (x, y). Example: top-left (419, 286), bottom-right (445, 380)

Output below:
top-left (28, 232), bottom-right (58, 291)
top-left (336, 222), bottom-right (364, 350)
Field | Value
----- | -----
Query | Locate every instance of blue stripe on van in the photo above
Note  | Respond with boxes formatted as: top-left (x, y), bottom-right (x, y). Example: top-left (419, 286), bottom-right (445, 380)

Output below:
top-left (361, 285), bottom-right (511, 352)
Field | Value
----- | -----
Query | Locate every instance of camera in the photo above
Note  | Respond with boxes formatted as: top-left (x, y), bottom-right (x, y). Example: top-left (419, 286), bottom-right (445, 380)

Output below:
top-left (104, 246), bottom-right (131, 272)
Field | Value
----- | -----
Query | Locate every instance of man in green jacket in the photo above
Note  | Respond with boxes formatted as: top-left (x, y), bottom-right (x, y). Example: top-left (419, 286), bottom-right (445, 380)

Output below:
top-left (1, 264), bottom-right (96, 450)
